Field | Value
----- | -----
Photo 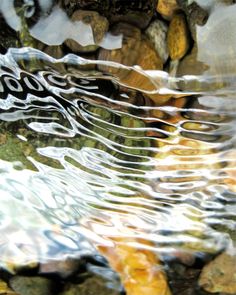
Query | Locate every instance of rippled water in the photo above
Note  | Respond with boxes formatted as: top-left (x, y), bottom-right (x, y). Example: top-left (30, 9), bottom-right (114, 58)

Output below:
top-left (0, 1), bottom-right (236, 293)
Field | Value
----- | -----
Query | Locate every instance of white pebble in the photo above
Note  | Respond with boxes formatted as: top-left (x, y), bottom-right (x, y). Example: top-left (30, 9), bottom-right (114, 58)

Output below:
top-left (146, 19), bottom-right (169, 63)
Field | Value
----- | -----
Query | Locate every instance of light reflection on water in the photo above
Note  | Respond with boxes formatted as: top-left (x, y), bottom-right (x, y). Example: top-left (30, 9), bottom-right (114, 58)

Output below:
top-left (0, 3), bottom-right (235, 293)
top-left (0, 47), bottom-right (235, 270)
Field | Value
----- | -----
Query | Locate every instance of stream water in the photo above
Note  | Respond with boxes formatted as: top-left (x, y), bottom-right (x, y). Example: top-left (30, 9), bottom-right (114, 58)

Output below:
top-left (0, 1), bottom-right (236, 294)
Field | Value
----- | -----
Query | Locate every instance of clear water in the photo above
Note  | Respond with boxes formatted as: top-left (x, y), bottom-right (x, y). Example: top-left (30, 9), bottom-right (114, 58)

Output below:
top-left (0, 0), bottom-right (236, 292)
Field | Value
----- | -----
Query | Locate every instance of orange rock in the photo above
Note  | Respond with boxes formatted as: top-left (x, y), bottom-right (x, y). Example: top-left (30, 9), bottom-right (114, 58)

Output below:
top-left (156, 0), bottom-right (179, 20)
top-left (98, 23), bottom-right (141, 78)
top-left (99, 238), bottom-right (172, 295)
top-left (167, 13), bottom-right (190, 60)
top-left (99, 24), bottom-right (171, 105)
top-left (199, 252), bottom-right (236, 294)
top-left (120, 37), bottom-right (163, 91)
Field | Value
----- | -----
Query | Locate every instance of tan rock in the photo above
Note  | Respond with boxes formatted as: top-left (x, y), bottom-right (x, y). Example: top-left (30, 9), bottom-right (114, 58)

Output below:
top-left (98, 23), bottom-right (142, 78)
top-left (65, 10), bottom-right (109, 53)
top-left (98, 24), bottom-right (170, 105)
top-left (167, 13), bottom-right (190, 60)
top-left (177, 45), bottom-right (209, 77)
top-left (156, 0), bottom-right (179, 20)
top-left (122, 38), bottom-right (173, 105)
top-left (177, 47), bottom-right (208, 91)
top-left (199, 252), bottom-right (236, 294)
top-left (121, 37), bottom-right (163, 90)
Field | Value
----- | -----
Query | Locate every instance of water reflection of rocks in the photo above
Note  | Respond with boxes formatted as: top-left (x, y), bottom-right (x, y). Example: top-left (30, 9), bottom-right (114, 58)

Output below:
top-left (0, 1), bottom-right (236, 295)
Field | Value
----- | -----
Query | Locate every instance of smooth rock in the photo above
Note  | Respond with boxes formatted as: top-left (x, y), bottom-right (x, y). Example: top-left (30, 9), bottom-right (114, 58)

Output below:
top-left (37, 43), bottom-right (65, 58)
top-left (65, 10), bottom-right (109, 53)
top-left (156, 0), bottom-right (179, 20)
top-left (98, 22), bottom-right (142, 78)
top-left (99, 24), bottom-right (171, 105)
top-left (167, 13), bottom-right (190, 60)
top-left (177, 1), bottom-right (208, 41)
top-left (59, 275), bottom-right (120, 295)
top-left (198, 252), bottom-right (236, 294)
top-left (177, 45), bottom-right (209, 85)
top-left (10, 276), bottom-right (53, 295)
top-left (145, 19), bottom-right (169, 63)
top-left (120, 36), bottom-right (171, 105)
top-left (121, 37), bottom-right (163, 86)
top-left (186, 2), bottom-right (208, 41)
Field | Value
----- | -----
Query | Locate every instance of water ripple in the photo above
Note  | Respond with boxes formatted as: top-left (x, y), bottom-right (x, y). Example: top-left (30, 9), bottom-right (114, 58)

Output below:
top-left (0, 47), bottom-right (235, 270)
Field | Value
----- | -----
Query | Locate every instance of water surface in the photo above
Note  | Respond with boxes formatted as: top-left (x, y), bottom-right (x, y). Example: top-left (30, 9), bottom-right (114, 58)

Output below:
top-left (0, 1), bottom-right (235, 292)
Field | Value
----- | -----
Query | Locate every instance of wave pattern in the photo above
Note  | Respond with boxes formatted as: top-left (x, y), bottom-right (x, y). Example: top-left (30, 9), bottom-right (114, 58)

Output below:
top-left (0, 48), bottom-right (235, 269)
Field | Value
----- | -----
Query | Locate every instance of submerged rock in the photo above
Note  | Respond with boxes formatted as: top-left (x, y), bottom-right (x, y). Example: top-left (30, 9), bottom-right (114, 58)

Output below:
top-left (10, 276), bottom-right (53, 295)
top-left (59, 275), bottom-right (120, 295)
top-left (65, 10), bottom-right (109, 53)
top-left (120, 37), bottom-right (166, 103)
top-left (156, 0), bottom-right (179, 20)
top-left (177, 45), bottom-right (209, 78)
top-left (145, 19), bottom-right (169, 63)
top-left (177, 1), bottom-right (209, 41)
top-left (167, 13), bottom-right (190, 60)
top-left (198, 252), bottom-right (236, 294)
top-left (98, 23), bottom-right (169, 104)
top-left (98, 22), bottom-right (142, 78)
top-left (59, 0), bottom-right (157, 29)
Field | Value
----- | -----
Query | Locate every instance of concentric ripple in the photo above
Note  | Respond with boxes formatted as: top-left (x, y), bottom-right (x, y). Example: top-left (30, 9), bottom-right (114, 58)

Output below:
top-left (0, 47), bottom-right (235, 271)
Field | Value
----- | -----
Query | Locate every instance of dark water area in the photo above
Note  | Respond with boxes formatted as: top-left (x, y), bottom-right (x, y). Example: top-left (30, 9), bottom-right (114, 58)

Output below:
top-left (0, 1), bottom-right (236, 294)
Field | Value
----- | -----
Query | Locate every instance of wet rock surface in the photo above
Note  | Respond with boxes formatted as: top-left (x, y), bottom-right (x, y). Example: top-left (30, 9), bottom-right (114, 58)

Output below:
top-left (167, 13), bottom-right (190, 60)
top-left (98, 22), bottom-right (142, 77)
top-left (145, 19), bottom-right (169, 63)
top-left (156, 0), bottom-right (179, 20)
top-left (10, 276), bottom-right (53, 295)
top-left (199, 252), bottom-right (236, 294)
top-left (177, 1), bottom-right (208, 41)
top-left (59, 275), bottom-right (120, 295)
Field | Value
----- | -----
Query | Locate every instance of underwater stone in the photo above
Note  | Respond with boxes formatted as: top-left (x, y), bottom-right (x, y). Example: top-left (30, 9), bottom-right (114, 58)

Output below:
top-left (98, 22), bottom-right (142, 78)
top-left (177, 1), bottom-right (208, 41)
top-left (145, 19), bottom-right (169, 63)
top-left (167, 13), bottom-right (190, 60)
top-left (156, 0), bottom-right (179, 20)
top-left (65, 10), bottom-right (109, 53)
top-left (59, 275), bottom-right (120, 295)
top-left (10, 276), bottom-right (53, 295)
top-left (199, 252), bottom-right (236, 294)
top-left (59, 0), bottom-right (157, 29)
